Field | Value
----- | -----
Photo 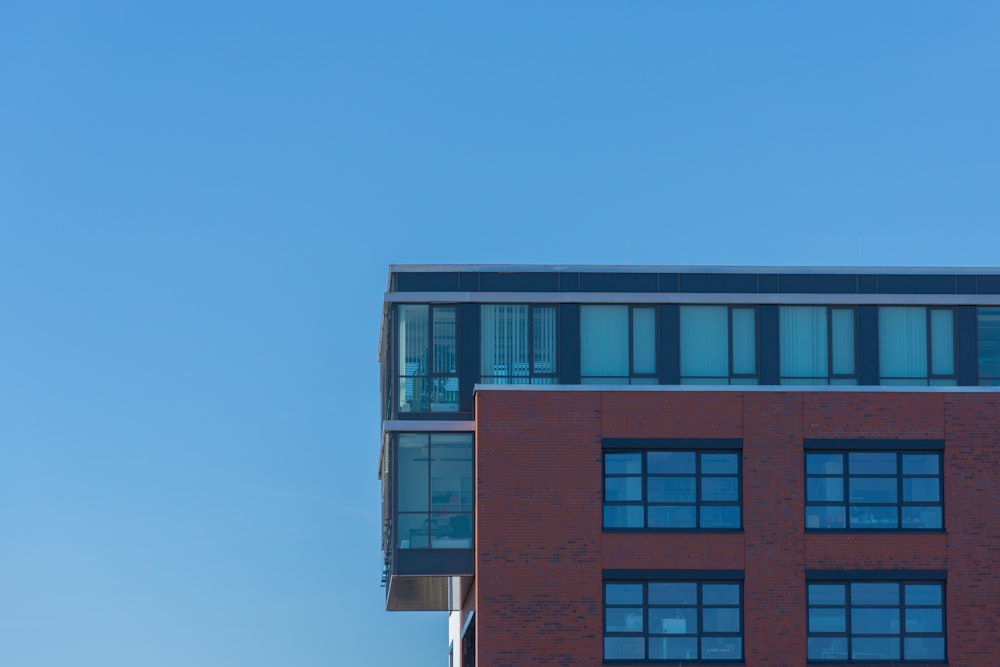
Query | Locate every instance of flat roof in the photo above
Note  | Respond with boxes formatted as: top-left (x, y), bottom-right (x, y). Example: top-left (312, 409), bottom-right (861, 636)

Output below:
top-left (389, 264), bottom-right (1000, 275)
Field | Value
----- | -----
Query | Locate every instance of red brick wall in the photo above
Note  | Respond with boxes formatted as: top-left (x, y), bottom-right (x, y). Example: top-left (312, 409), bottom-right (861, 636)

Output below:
top-left (473, 389), bottom-right (1000, 667)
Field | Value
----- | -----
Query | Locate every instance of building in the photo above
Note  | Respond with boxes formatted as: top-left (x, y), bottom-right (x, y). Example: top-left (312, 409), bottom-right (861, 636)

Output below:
top-left (377, 265), bottom-right (1000, 666)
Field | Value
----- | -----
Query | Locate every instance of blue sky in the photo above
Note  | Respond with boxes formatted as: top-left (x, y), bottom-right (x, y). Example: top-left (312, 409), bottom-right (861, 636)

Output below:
top-left (1, 3), bottom-right (999, 666)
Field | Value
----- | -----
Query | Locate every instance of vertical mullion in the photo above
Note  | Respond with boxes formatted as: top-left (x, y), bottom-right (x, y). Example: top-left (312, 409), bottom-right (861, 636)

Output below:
top-left (642, 452), bottom-right (648, 529)
top-left (727, 307), bottom-right (734, 383)
top-left (827, 307), bottom-right (834, 383)
top-left (627, 305), bottom-right (635, 379)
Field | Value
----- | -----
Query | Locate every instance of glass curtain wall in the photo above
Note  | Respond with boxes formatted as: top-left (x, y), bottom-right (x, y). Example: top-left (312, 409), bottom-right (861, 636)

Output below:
top-left (395, 433), bottom-right (474, 549)
top-left (480, 305), bottom-right (557, 383)
top-left (879, 307), bottom-right (955, 385)
top-left (397, 305), bottom-right (458, 412)
top-left (581, 305), bottom-right (657, 384)
top-left (780, 307), bottom-right (856, 384)
top-left (978, 307), bottom-right (1000, 385)
top-left (680, 306), bottom-right (756, 384)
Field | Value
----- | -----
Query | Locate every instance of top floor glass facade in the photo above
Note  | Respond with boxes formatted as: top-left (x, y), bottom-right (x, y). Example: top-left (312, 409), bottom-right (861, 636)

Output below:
top-left (380, 266), bottom-right (1000, 419)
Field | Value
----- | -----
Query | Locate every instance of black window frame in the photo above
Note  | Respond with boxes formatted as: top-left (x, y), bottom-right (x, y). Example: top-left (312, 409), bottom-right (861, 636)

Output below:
top-left (395, 303), bottom-right (460, 413)
top-left (804, 442), bottom-right (944, 532)
top-left (779, 305), bottom-right (859, 385)
top-left (603, 440), bottom-right (743, 531)
top-left (679, 305), bottom-right (758, 385)
top-left (806, 572), bottom-right (946, 663)
top-left (479, 303), bottom-right (559, 384)
top-left (580, 304), bottom-right (659, 385)
top-left (878, 306), bottom-right (957, 385)
top-left (603, 571), bottom-right (744, 663)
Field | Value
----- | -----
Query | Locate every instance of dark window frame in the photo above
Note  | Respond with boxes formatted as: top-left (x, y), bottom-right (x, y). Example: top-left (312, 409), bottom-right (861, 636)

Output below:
top-left (395, 303), bottom-right (460, 413)
top-left (479, 303), bottom-right (559, 384)
top-left (603, 447), bottom-right (742, 531)
top-left (806, 576), bottom-right (946, 663)
top-left (779, 305), bottom-right (859, 384)
top-left (679, 305), bottom-right (758, 384)
top-left (603, 575), bottom-right (744, 663)
top-left (805, 448), bottom-right (943, 532)
top-left (580, 304), bottom-right (659, 384)
top-left (878, 306), bottom-right (957, 385)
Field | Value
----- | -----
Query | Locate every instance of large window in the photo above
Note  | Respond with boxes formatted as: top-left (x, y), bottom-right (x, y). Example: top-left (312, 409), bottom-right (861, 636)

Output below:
top-left (978, 307), bottom-right (1000, 385)
top-left (680, 306), bottom-right (756, 384)
top-left (807, 577), bottom-right (945, 662)
top-left (581, 305), bottom-right (657, 384)
top-left (604, 578), bottom-right (743, 662)
top-left (397, 304), bottom-right (458, 412)
top-left (780, 306), bottom-right (857, 384)
top-left (395, 433), bottom-right (473, 549)
top-left (480, 305), bottom-right (557, 384)
top-left (879, 307), bottom-right (955, 385)
top-left (805, 450), bottom-right (942, 530)
top-left (604, 449), bottom-right (741, 530)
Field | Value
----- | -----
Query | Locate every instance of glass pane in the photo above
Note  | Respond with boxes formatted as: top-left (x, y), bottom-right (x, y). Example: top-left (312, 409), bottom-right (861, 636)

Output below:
top-left (852, 637), bottom-right (899, 660)
top-left (930, 309), bottom-right (954, 375)
top-left (701, 453), bottom-right (738, 474)
top-left (680, 306), bottom-right (729, 377)
top-left (851, 607), bottom-right (900, 633)
top-left (647, 505), bottom-right (696, 528)
top-left (703, 607), bottom-right (740, 632)
top-left (906, 608), bottom-right (942, 632)
top-left (807, 477), bottom-right (843, 502)
top-left (902, 453), bottom-right (940, 474)
top-left (703, 584), bottom-right (740, 605)
top-left (978, 307), bottom-right (1000, 380)
top-left (851, 583), bottom-right (900, 605)
top-left (809, 607), bottom-right (846, 632)
top-left (648, 582), bottom-right (697, 605)
top-left (831, 308), bottom-right (856, 375)
top-left (480, 305), bottom-right (528, 381)
top-left (397, 513), bottom-right (429, 548)
top-left (904, 637), bottom-right (945, 660)
top-left (606, 583), bottom-right (644, 604)
top-left (701, 477), bottom-right (739, 501)
top-left (648, 637), bottom-right (697, 660)
top-left (902, 506), bottom-right (942, 529)
top-left (605, 452), bottom-right (642, 474)
top-left (606, 607), bottom-right (644, 632)
top-left (700, 505), bottom-right (740, 528)
top-left (879, 306), bottom-right (928, 379)
top-left (533, 307), bottom-right (557, 375)
top-left (903, 477), bottom-right (940, 502)
top-left (604, 505), bottom-right (644, 528)
top-left (808, 584), bottom-right (845, 605)
top-left (702, 637), bottom-right (742, 660)
top-left (632, 307), bottom-right (657, 374)
top-left (581, 306), bottom-right (628, 378)
top-left (647, 451), bottom-right (695, 474)
top-left (397, 434), bottom-right (429, 511)
top-left (849, 506), bottom-right (898, 528)
top-left (398, 304), bottom-right (430, 412)
top-left (905, 584), bottom-right (942, 605)
top-left (604, 636), bottom-right (645, 660)
top-left (731, 308), bottom-right (756, 374)
top-left (649, 607), bottom-right (698, 634)
top-left (780, 306), bottom-right (828, 379)
top-left (806, 505), bottom-right (846, 529)
top-left (849, 452), bottom-right (897, 474)
top-left (808, 637), bottom-right (848, 661)
top-left (606, 476), bottom-right (643, 501)
top-left (807, 453), bottom-right (843, 475)
top-left (647, 476), bottom-right (696, 503)
top-left (432, 307), bottom-right (457, 373)
top-left (849, 477), bottom-right (898, 503)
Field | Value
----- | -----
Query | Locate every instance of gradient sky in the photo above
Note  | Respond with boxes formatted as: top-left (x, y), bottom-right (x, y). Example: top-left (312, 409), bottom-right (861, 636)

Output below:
top-left (2, 3), bottom-right (999, 666)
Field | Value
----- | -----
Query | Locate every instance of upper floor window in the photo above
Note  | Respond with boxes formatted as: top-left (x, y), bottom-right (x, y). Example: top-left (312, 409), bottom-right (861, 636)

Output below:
top-left (680, 306), bottom-right (757, 384)
top-left (395, 432), bottom-right (473, 550)
top-left (805, 450), bottom-right (942, 530)
top-left (879, 307), bottom-right (955, 386)
top-left (604, 449), bottom-right (741, 530)
top-left (397, 305), bottom-right (458, 412)
top-left (780, 306), bottom-right (857, 385)
top-left (480, 305), bottom-right (557, 384)
top-left (807, 578), bottom-right (945, 662)
top-left (581, 305), bottom-right (657, 384)
top-left (978, 307), bottom-right (1000, 385)
top-left (604, 578), bottom-right (743, 662)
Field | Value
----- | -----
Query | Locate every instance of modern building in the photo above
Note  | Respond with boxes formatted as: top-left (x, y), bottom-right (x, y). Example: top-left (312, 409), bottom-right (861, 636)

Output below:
top-left (377, 265), bottom-right (1000, 666)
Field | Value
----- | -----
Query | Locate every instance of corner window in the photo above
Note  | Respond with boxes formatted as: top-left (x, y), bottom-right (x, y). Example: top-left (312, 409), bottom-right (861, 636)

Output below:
top-left (395, 433), bottom-right (473, 549)
top-left (780, 306), bottom-right (857, 385)
top-left (977, 307), bottom-right (1000, 385)
top-left (604, 578), bottom-right (743, 662)
top-left (581, 305), bottom-right (657, 384)
top-left (604, 449), bottom-right (741, 530)
top-left (879, 307), bottom-right (955, 386)
top-left (680, 306), bottom-right (756, 384)
top-left (480, 305), bottom-right (557, 384)
top-left (397, 304), bottom-right (458, 412)
top-left (807, 578), bottom-right (945, 662)
top-left (805, 450), bottom-right (942, 530)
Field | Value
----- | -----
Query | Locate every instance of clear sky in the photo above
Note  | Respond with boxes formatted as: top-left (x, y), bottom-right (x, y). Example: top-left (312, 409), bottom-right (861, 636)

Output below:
top-left (1, 3), bottom-right (998, 666)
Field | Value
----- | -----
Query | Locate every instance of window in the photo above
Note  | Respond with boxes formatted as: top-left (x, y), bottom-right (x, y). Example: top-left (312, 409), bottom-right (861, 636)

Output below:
top-left (604, 577), bottom-right (743, 662)
top-left (978, 307), bottom-right (1000, 385)
top-left (807, 577), bottom-right (945, 662)
top-left (604, 449), bottom-right (741, 530)
top-left (480, 305), bottom-right (557, 384)
top-left (879, 307), bottom-right (955, 385)
top-left (805, 450), bottom-right (942, 530)
top-left (395, 433), bottom-right (473, 549)
top-left (680, 306), bottom-right (756, 384)
top-left (581, 305), bottom-right (657, 384)
top-left (397, 304), bottom-right (458, 412)
top-left (780, 306), bottom-right (857, 385)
